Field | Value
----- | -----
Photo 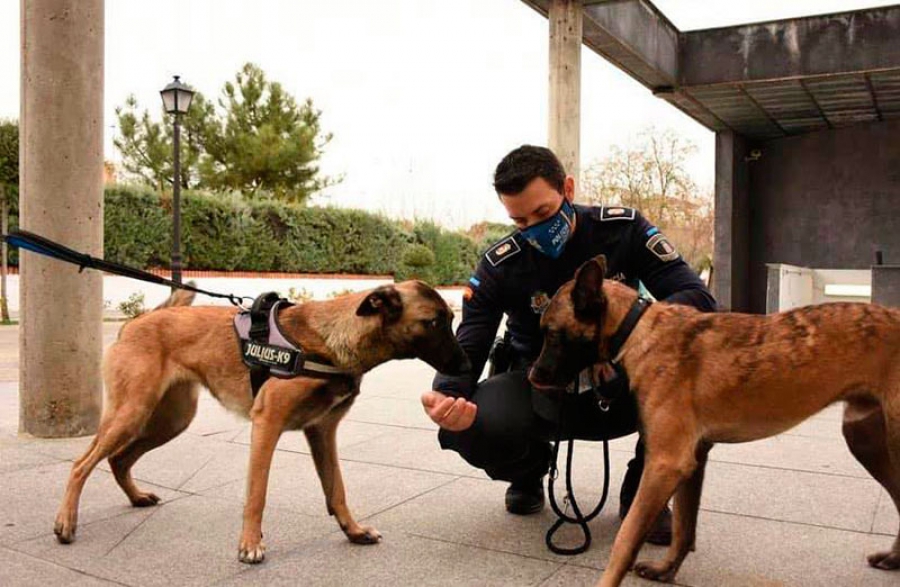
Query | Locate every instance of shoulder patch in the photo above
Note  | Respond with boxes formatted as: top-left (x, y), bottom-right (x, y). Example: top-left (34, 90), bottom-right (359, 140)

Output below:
top-left (485, 236), bottom-right (521, 267)
top-left (600, 206), bottom-right (636, 222)
top-left (646, 233), bottom-right (679, 262)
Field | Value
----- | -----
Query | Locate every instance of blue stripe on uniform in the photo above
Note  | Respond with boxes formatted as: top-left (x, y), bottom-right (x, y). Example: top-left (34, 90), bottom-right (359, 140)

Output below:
top-left (646, 227), bottom-right (660, 237)
top-left (469, 276), bottom-right (481, 287)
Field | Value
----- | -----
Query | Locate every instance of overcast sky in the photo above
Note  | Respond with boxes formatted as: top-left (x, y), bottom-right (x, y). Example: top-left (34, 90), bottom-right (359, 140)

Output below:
top-left (0, 1), bottom-right (894, 228)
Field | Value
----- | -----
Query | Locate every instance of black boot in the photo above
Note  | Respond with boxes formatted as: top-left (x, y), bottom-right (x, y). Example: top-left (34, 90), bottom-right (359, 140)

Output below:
top-left (505, 476), bottom-right (545, 515)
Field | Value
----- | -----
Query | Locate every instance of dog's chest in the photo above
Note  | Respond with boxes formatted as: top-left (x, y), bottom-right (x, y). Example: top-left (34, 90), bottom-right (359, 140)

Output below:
top-left (284, 376), bottom-right (360, 430)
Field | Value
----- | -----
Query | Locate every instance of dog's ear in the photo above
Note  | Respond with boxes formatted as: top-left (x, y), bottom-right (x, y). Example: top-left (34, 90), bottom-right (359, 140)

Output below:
top-left (571, 255), bottom-right (607, 320)
top-left (356, 285), bottom-right (404, 323)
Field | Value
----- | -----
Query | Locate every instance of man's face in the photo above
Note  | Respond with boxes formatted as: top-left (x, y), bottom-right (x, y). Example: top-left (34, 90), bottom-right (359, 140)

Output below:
top-left (499, 176), bottom-right (575, 230)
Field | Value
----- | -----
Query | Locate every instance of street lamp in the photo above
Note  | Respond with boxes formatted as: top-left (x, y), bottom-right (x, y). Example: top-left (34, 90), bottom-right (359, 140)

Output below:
top-left (160, 75), bottom-right (194, 284)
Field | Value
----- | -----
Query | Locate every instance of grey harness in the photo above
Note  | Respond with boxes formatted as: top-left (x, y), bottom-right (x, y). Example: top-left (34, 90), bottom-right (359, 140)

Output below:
top-left (233, 292), bottom-right (348, 397)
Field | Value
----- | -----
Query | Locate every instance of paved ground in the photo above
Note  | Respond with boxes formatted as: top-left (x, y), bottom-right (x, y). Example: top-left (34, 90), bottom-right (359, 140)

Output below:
top-left (0, 323), bottom-right (897, 586)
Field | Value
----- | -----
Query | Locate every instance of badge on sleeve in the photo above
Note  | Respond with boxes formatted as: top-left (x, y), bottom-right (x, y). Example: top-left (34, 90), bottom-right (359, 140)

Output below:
top-left (530, 291), bottom-right (551, 314)
top-left (646, 231), bottom-right (679, 262)
top-left (600, 206), bottom-right (636, 221)
top-left (485, 236), bottom-right (521, 267)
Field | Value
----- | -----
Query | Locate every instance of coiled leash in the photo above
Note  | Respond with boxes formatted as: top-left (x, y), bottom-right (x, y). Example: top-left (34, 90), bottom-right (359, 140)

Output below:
top-left (545, 388), bottom-right (611, 556)
top-left (3, 229), bottom-right (252, 307)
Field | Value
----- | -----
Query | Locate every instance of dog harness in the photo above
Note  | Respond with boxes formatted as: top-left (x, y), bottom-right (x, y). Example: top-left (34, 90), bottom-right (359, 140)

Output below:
top-left (233, 292), bottom-right (348, 397)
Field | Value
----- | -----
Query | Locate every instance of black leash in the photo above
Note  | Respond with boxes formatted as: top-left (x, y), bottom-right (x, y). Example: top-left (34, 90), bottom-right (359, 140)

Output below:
top-left (3, 230), bottom-right (252, 307)
top-left (545, 390), bottom-right (611, 556)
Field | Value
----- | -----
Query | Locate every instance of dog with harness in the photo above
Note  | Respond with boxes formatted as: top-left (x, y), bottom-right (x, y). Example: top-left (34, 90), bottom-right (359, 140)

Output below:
top-left (53, 281), bottom-right (469, 564)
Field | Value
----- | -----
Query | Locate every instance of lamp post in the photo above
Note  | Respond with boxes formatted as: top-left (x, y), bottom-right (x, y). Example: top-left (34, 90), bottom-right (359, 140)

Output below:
top-left (160, 75), bottom-right (194, 284)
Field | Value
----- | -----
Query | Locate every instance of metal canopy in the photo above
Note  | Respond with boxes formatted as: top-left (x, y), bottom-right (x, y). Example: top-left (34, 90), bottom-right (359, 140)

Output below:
top-left (520, 1), bottom-right (900, 140)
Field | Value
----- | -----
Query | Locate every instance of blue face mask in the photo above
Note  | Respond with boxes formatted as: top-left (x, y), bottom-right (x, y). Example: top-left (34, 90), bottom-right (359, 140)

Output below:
top-left (519, 199), bottom-right (576, 259)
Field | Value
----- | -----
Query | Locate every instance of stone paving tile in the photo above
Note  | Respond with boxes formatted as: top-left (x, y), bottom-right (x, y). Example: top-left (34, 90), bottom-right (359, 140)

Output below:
top-left (674, 510), bottom-right (899, 587)
top-left (538, 564), bottom-right (656, 586)
top-left (0, 445), bottom-right (62, 474)
top-left (226, 418), bottom-right (390, 455)
top-left (708, 434), bottom-right (868, 479)
top-left (701, 459), bottom-right (882, 533)
top-left (344, 395), bottom-right (438, 430)
top-left (201, 449), bottom-right (459, 522)
top-left (1, 461), bottom-right (185, 546)
top-left (0, 545), bottom-right (122, 587)
top-left (336, 426), bottom-right (489, 478)
top-left (17, 494), bottom-right (336, 587)
top-left (212, 530), bottom-right (562, 587)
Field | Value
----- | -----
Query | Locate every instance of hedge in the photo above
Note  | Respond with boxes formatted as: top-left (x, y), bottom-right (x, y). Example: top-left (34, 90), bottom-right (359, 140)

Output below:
top-left (7, 185), bottom-right (498, 286)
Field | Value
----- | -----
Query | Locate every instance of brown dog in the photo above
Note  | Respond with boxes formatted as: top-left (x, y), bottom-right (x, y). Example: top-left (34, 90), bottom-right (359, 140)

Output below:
top-left (529, 255), bottom-right (900, 587)
top-left (54, 281), bottom-right (468, 563)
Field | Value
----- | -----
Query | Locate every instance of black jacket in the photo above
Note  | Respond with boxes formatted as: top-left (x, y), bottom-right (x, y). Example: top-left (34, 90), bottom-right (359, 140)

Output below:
top-left (432, 204), bottom-right (717, 398)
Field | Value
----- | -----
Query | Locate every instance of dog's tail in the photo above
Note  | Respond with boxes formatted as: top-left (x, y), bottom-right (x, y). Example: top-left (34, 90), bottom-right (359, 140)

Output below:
top-left (152, 285), bottom-right (197, 311)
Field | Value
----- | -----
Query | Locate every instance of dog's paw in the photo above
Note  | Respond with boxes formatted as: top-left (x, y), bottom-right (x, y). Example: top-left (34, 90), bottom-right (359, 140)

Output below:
top-left (129, 491), bottom-right (161, 508)
top-left (53, 513), bottom-right (76, 544)
top-left (346, 525), bottom-right (382, 545)
top-left (633, 559), bottom-right (679, 583)
top-left (238, 542), bottom-right (266, 564)
top-left (868, 550), bottom-right (900, 570)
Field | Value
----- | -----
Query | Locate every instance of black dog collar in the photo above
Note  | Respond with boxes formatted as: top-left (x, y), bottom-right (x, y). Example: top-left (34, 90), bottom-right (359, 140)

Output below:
top-left (608, 296), bottom-right (652, 363)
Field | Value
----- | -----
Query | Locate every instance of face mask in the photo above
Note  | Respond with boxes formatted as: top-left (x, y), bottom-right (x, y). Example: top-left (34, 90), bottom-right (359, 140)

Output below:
top-left (519, 199), bottom-right (576, 259)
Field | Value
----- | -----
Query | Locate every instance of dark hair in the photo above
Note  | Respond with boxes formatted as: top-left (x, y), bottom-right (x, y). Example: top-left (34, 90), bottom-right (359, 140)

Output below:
top-left (493, 145), bottom-right (566, 196)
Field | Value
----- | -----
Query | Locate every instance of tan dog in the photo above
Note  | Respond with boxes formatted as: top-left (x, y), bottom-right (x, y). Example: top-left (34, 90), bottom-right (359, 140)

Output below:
top-left (529, 255), bottom-right (900, 587)
top-left (54, 281), bottom-right (468, 563)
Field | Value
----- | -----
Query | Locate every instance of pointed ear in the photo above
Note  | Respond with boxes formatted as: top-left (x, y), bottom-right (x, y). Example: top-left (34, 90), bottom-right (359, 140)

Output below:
top-left (571, 255), bottom-right (607, 320)
top-left (356, 285), bottom-right (404, 323)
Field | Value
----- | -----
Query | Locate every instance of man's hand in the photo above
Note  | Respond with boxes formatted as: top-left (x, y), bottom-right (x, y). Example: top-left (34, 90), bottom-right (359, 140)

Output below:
top-left (421, 391), bottom-right (477, 432)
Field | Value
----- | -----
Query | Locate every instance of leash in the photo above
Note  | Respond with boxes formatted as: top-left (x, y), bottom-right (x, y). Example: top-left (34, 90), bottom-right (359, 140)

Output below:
top-left (544, 296), bottom-right (650, 555)
top-left (3, 229), bottom-right (252, 307)
top-left (545, 387), bottom-right (612, 556)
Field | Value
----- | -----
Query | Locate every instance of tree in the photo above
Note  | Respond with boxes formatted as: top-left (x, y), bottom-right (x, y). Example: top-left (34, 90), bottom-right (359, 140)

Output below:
top-left (0, 119), bottom-right (18, 323)
top-left (113, 93), bottom-right (211, 192)
top-left (113, 63), bottom-right (335, 204)
top-left (198, 63), bottom-right (335, 203)
top-left (581, 128), bottom-right (713, 272)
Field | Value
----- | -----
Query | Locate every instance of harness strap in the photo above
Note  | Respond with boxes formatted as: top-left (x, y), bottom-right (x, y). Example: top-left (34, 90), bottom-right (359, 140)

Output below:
top-left (592, 296), bottom-right (651, 409)
top-left (608, 296), bottom-right (651, 360)
top-left (247, 292), bottom-right (282, 397)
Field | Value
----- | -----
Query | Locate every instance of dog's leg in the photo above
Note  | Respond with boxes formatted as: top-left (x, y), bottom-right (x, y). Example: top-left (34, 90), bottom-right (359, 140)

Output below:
top-left (844, 397), bottom-right (900, 570)
top-left (598, 430), bottom-right (698, 587)
top-left (305, 397), bottom-right (382, 545)
top-left (633, 442), bottom-right (711, 583)
top-left (54, 405), bottom-right (153, 543)
top-left (109, 381), bottom-right (200, 506)
top-left (238, 411), bottom-right (284, 564)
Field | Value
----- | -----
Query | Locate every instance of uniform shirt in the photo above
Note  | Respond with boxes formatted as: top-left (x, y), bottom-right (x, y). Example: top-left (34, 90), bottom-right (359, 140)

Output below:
top-left (432, 204), bottom-right (717, 398)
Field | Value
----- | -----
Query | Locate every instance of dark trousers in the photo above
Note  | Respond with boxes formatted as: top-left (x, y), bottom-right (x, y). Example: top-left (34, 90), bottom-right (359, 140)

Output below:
top-left (438, 370), bottom-right (645, 510)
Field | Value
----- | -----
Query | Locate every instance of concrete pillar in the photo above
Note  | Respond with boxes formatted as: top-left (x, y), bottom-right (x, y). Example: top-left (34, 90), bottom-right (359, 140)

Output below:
top-left (20, 0), bottom-right (104, 437)
top-left (548, 0), bottom-right (582, 195)
top-left (713, 131), bottom-right (751, 312)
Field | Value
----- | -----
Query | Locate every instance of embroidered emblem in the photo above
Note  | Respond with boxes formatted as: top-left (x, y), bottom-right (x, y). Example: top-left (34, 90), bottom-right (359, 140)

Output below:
top-left (530, 291), bottom-right (551, 314)
top-left (646, 233), bottom-right (678, 262)
top-left (600, 206), bottom-right (636, 222)
top-left (485, 236), bottom-right (521, 267)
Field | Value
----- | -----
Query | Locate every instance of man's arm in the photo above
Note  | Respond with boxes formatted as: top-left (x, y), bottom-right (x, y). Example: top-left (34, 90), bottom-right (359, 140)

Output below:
top-left (629, 212), bottom-right (717, 312)
top-left (431, 261), bottom-right (505, 398)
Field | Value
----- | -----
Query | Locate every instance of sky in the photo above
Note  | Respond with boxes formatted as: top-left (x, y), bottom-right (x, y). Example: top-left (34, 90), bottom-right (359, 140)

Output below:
top-left (1, 0), bottom-right (895, 228)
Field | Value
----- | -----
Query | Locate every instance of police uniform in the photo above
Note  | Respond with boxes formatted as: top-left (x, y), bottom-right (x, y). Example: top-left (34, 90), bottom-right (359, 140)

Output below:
top-left (432, 204), bottom-right (717, 489)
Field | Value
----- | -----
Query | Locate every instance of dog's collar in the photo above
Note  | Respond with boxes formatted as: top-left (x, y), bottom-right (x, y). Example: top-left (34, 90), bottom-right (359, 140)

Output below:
top-left (608, 296), bottom-right (652, 363)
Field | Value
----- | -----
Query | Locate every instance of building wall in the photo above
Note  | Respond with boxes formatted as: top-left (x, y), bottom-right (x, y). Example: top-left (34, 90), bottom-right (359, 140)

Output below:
top-left (746, 119), bottom-right (900, 312)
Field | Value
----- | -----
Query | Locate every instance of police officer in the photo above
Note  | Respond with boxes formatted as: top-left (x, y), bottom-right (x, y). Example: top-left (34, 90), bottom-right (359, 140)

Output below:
top-left (421, 145), bottom-right (716, 545)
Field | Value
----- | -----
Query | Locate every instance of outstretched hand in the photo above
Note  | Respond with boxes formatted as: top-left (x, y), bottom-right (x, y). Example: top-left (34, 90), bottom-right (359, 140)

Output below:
top-left (421, 391), bottom-right (477, 432)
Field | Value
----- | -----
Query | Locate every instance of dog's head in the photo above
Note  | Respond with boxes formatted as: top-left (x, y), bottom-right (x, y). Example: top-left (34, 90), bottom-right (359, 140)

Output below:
top-left (529, 255), bottom-right (609, 392)
top-left (356, 281), bottom-right (471, 375)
